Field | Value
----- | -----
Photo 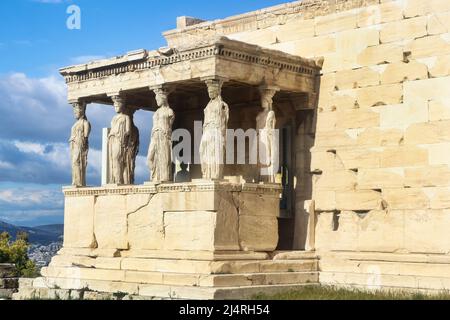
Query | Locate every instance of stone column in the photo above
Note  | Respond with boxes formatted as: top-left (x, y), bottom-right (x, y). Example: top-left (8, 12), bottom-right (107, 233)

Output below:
top-left (147, 86), bottom-right (175, 183)
top-left (199, 78), bottom-right (229, 180)
top-left (257, 85), bottom-right (279, 183)
top-left (107, 94), bottom-right (131, 185)
top-left (69, 100), bottom-right (91, 187)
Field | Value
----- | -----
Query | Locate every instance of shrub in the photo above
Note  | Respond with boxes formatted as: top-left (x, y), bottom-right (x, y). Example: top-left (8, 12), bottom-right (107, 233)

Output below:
top-left (0, 231), bottom-right (39, 278)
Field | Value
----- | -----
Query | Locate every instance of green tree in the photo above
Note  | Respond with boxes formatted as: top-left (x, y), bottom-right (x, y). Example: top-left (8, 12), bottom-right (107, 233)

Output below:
top-left (0, 231), bottom-right (39, 278)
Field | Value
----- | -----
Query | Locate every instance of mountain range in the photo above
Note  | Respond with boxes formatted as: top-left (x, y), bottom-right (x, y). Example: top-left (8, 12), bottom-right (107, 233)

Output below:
top-left (0, 220), bottom-right (63, 245)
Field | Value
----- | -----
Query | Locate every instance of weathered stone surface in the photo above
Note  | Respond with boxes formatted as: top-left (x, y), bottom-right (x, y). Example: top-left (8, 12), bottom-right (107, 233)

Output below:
top-left (335, 191), bottom-right (382, 211)
top-left (424, 144), bottom-right (450, 168)
top-left (405, 34), bottom-right (450, 59)
top-left (64, 196), bottom-right (96, 249)
top-left (380, 103), bottom-right (428, 129)
top-left (357, 2), bottom-right (404, 27)
top-left (404, 76), bottom-right (450, 106)
top-left (314, 191), bottom-right (336, 212)
top-left (404, 120), bottom-right (450, 145)
top-left (335, 67), bottom-right (379, 90)
top-left (357, 43), bottom-right (404, 66)
top-left (356, 84), bottom-right (403, 107)
top-left (268, 18), bottom-right (315, 42)
top-left (427, 12), bottom-right (450, 36)
top-left (380, 17), bottom-right (427, 43)
top-left (357, 168), bottom-right (405, 189)
top-left (427, 55), bottom-right (450, 78)
top-left (239, 216), bottom-right (278, 251)
top-left (404, 209), bottom-right (450, 254)
top-left (270, 34), bottom-right (336, 58)
top-left (164, 211), bottom-right (238, 251)
top-left (315, 170), bottom-right (357, 191)
top-left (315, 10), bottom-right (358, 36)
top-left (404, 0), bottom-right (450, 18)
top-left (335, 148), bottom-right (381, 169)
top-left (383, 188), bottom-right (429, 210)
top-left (405, 166), bottom-right (450, 187)
top-left (429, 100), bottom-right (450, 121)
top-left (316, 111), bottom-right (337, 132)
top-left (380, 61), bottom-right (428, 84)
top-left (380, 146), bottom-right (428, 167)
top-left (334, 28), bottom-right (380, 70)
top-left (94, 195), bottom-right (128, 250)
top-left (336, 108), bottom-right (379, 129)
top-left (239, 193), bottom-right (278, 216)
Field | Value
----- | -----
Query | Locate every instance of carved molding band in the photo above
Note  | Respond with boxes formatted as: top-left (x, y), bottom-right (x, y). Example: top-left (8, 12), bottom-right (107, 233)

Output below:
top-left (61, 38), bottom-right (320, 84)
top-left (63, 182), bottom-right (282, 197)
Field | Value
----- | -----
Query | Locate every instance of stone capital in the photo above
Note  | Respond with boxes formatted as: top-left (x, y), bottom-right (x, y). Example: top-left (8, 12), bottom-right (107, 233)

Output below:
top-left (259, 85), bottom-right (279, 110)
top-left (109, 94), bottom-right (126, 107)
top-left (149, 84), bottom-right (174, 96)
top-left (69, 100), bottom-right (87, 110)
top-left (201, 76), bottom-right (229, 86)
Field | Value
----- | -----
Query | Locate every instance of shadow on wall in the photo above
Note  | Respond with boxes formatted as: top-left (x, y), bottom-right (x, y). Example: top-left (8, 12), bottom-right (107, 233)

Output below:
top-left (278, 75), bottom-right (320, 251)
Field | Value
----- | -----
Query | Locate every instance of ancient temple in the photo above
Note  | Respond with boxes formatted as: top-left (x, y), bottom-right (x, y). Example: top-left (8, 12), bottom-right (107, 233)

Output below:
top-left (15, 0), bottom-right (450, 299)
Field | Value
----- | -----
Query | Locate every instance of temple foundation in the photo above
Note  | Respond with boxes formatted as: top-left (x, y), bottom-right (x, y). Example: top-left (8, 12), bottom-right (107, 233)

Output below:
top-left (14, 182), bottom-right (319, 300)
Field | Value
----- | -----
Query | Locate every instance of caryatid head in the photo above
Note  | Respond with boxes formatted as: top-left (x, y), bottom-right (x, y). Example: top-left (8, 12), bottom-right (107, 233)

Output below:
top-left (154, 88), bottom-right (170, 108)
top-left (206, 79), bottom-right (223, 100)
top-left (73, 102), bottom-right (86, 120)
top-left (259, 86), bottom-right (278, 111)
top-left (112, 96), bottom-right (126, 114)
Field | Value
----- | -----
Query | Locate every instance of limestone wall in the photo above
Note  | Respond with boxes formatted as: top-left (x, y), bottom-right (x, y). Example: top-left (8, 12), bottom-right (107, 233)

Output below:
top-left (62, 183), bottom-right (281, 254)
top-left (166, 0), bottom-right (450, 254)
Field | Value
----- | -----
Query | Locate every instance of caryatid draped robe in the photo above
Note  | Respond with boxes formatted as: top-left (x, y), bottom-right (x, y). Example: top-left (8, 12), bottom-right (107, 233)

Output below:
top-left (108, 113), bottom-right (131, 185)
top-left (148, 106), bottom-right (175, 182)
top-left (124, 119), bottom-right (139, 185)
top-left (200, 96), bottom-right (229, 180)
top-left (70, 118), bottom-right (91, 187)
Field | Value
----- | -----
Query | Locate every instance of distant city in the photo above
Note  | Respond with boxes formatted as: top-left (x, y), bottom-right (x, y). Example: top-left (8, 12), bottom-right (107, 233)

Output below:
top-left (0, 220), bottom-right (63, 267)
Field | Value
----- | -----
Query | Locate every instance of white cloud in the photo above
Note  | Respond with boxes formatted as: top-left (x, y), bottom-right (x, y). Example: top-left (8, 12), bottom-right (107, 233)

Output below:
top-left (0, 72), bottom-right (152, 186)
top-left (0, 161), bottom-right (14, 169)
top-left (0, 188), bottom-right (60, 205)
top-left (14, 141), bottom-right (46, 155)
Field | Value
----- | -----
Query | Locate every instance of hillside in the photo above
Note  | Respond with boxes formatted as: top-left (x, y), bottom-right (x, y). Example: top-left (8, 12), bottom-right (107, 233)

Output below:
top-left (0, 221), bottom-right (63, 245)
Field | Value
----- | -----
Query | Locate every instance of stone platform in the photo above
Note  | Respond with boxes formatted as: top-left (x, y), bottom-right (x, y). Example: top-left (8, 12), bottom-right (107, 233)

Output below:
top-left (13, 181), bottom-right (322, 300)
top-left (319, 251), bottom-right (450, 293)
top-left (14, 251), bottom-right (318, 300)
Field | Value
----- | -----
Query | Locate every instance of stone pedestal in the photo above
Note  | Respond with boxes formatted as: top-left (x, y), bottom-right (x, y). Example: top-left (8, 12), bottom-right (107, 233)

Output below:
top-left (14, 182), bottom-right (319, 300)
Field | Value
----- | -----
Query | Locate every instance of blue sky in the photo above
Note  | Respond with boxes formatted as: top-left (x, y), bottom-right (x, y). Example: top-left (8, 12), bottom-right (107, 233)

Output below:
top-left (0, 0), bottom-right (288, 226)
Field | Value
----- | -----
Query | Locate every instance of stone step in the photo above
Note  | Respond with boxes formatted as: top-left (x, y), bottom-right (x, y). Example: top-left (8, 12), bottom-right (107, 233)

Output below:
top-left (48, 256), bottom-right (318, 274)
top-left (14, 283), bottom-right (317, 300)
top-left (320, 271), bottom-right (450, 291)
top-left (320, 254), bottom-right (450, 278)
top-left (38, 268), bottom-right (318, 288)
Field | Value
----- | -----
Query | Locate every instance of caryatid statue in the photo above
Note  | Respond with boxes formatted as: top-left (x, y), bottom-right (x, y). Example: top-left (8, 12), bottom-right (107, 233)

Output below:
top-left (124, 107), bottom-right (140, 185)
top-left (69, 101), bottom-right (91, 187)
top-left (108, 95), bottom-right (131, 185)
top-left (257, 86), bottom-right (279, 183)
top-left (199, 79), bottom-right (229, 180)
top-left (147, 87), bottom-right (175, 182)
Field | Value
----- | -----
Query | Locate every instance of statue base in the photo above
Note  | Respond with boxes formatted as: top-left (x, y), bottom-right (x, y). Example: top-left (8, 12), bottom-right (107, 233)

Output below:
top-left (14, 181), bottom-right (320, 300)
